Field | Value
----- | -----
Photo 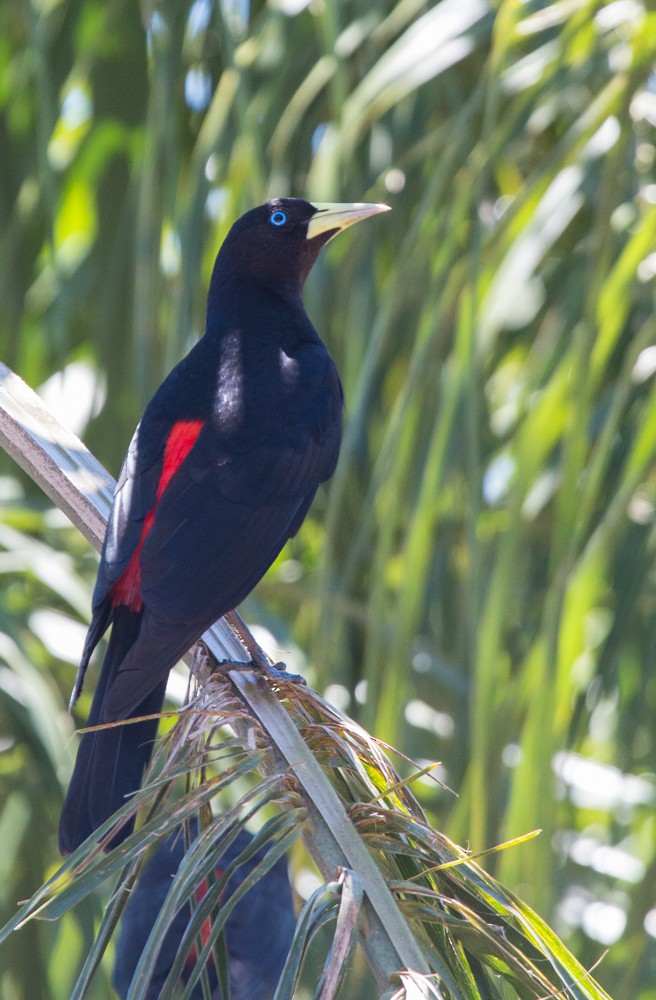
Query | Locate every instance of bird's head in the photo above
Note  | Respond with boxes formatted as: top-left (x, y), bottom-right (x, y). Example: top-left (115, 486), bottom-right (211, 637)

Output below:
top-left (210, 198), bottom-right (390, 302)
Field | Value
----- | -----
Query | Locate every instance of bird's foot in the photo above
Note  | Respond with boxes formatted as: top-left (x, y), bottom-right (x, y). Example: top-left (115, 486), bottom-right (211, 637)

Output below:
top-left (218, 656), bottom-right (306, 686)
top-left (259, 659), bottom-right (307, 685)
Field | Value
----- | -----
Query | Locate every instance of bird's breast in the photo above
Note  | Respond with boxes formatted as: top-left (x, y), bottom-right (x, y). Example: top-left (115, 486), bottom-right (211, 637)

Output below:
top-left (210, 330), bottom-right (338, 441)
top-left (214, 329), bottom-right (245, 433)
top-left (278, 347), bottom-right (301, 387)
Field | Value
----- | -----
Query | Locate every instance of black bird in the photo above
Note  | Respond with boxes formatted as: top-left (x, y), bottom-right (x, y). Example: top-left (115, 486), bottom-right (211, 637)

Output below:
top-left (113, 825), bottom-right (295, 1000)
top-left (59, 198), bottom-right (389, 854)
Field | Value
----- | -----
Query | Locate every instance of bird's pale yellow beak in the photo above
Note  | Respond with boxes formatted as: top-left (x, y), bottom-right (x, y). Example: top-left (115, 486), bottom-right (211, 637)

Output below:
top-left (306, 202), bottom-right (390, 241)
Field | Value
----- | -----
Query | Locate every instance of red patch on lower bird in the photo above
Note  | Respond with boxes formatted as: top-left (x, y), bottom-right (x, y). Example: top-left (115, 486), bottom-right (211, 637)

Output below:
top-left (196, 876), bottom-right (213, 948)
top-left (110, 420), bottom-right (204, 611)
top-left (187, 870), bottom-right (223, 968)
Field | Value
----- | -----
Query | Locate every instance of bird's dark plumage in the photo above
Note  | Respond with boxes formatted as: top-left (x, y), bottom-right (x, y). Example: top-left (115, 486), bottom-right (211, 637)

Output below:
top-left (112, 824), bottom-right (295, 1000)
top-left (59, 198), bottom-right (388, 854)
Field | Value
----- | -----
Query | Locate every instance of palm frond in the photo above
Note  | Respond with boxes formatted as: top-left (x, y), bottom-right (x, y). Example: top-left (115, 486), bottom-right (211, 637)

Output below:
top-left (0, 363), bottom-right (613, 998)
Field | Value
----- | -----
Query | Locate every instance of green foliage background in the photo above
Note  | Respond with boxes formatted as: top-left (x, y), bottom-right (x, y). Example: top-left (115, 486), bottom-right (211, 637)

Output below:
top-left (1, 0), bottom-right (656, 996)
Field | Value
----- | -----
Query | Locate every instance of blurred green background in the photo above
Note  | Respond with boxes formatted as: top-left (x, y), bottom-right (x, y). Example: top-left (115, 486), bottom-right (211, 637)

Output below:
top-left (1, 0), bottom-right (656, 996)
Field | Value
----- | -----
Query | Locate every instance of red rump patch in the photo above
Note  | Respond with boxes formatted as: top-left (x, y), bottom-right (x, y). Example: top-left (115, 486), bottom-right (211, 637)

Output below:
top-left (110, 420), bottom-right (203, 611)
top-left (109, 509), bottom-right (155, 610)
top-left (187, 869), bottom-right (224, 968)
top-left (154, 420), bottom-right (205, 503)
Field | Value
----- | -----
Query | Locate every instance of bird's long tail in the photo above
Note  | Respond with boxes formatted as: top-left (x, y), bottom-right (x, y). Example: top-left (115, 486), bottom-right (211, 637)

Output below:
top-left (58, 607), bottom-right (167, 855)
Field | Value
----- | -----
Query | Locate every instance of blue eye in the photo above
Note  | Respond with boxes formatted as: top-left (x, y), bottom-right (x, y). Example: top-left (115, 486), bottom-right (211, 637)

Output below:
top-left (270, 210), bottom-right (287, 227)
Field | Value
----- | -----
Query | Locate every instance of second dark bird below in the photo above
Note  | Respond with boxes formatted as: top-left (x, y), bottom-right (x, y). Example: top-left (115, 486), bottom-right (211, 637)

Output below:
top-left (59, 198), bottom-right (389, 854)
top-left (112, 823), bottom-right (295, 1000)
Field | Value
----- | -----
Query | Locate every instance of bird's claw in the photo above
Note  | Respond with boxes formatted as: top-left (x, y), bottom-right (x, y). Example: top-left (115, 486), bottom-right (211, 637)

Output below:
top-left (218, 657), bottom-right (306, 686)
top-left (259, 660), bottom-right (307, 685)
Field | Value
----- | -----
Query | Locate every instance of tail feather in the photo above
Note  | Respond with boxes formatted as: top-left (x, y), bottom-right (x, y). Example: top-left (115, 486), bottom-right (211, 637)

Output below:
top-left (59, 608), bottom-right (167, 855)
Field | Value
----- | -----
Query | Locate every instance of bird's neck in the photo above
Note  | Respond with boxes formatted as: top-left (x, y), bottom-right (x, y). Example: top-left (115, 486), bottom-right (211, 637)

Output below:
top-left (205, 272), bottom-right (314, 345)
